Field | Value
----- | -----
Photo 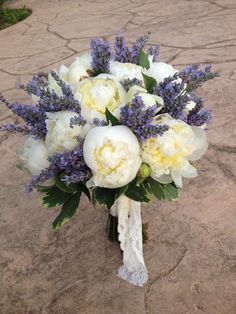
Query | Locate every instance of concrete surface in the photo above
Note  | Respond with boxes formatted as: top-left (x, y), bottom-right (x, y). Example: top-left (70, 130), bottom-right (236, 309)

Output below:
top-left (0, 0), bottom-right (236, 313)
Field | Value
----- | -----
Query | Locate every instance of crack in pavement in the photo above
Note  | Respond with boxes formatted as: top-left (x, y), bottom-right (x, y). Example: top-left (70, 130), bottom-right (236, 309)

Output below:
top-left (144, 246), bottom-right (188, 314)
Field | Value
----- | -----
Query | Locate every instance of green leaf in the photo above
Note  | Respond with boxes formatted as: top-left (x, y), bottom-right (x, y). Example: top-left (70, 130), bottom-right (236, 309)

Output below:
top-left (78, 182), bottom-right (91, 201)
top-left (105, 108), bottom-right (120, 126)
top-left (148, 178), bottom-right (179, 201)
top-left (37, 184), bottom-right (55, 193)
top-left (164, 183), bottom-right (179, 201)
top-left (148, 177), bottom-right (165, 200)
top-left (141, 180), bottom-right (152, 195)
top-left (142, 73), bottom-right (157, 93)
top-left (55, 175), bottom-right (75, 193)
top-left (42, 186), bottom-right (71, 208)
top-left (125, 180), bottom-right (150, 203)
top-left (94, 187), bottom-right (116, 209)
top-left (52, 191), bottom-right (82, 230)
top-left (138, 49), bottom-right (150, 70)
top-left (115, 185), bottom-right (128, 200)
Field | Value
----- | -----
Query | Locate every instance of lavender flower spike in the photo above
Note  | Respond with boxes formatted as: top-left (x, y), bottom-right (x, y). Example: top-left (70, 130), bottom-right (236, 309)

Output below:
top-left (90, 38), bottom-right (112, 74)
top-left (120, 95), bottom-right (168, 142)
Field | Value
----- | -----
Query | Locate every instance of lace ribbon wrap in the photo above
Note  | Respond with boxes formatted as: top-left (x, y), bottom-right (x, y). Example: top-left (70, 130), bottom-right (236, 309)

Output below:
top-left (110, 195), bottom-right (148, 287)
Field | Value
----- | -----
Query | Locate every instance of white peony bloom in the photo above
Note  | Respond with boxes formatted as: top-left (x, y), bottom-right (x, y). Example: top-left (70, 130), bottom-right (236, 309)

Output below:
top-left (20, 137), bottom-right (50, 176)
top-left (146, 62), bottom-right (180, 85)
top-left (74, 75), bottom-right (126, 123)
top-left (45, 111), bottom-right (91, 155)
top-left (110, 61), bottom-right (144, 82)
top-left (83, 125), bottom-right (142, 188)
top-left (59, 53), bottom-right (93, 90)
top-left (126, 85), bottom-right (163, 111)
top-left (141, 114), bottom-right (208, 188)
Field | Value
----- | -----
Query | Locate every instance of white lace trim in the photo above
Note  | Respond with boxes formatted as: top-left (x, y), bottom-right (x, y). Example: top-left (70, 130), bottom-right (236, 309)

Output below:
top-left (110, 196), bottom-right (148, 287)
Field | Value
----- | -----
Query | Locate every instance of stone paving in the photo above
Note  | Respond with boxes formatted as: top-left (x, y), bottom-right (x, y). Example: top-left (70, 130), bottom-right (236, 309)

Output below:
top-left (0, 0), bottom-right (236, 313)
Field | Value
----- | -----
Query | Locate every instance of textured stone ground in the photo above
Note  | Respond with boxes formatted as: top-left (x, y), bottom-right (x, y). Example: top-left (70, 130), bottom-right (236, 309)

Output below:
top-left (0, 0), bottom-right (236, 313)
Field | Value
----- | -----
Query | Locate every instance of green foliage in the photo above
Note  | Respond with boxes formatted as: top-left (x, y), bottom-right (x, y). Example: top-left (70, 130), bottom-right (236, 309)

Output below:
top-left (37, 179), bottom-right (91, 230)
top-left (41, 186), bottom-right (72, 208)
top-left (52, 191), bottom-right (82, 231)
top-left (0, 1), bottom-right (31, 31)
top-left (94, 187), bottom-right (117, 209)
top-left (125, 179), bottom-right (150, 203)
top-left (147, 177), bottom-right (179, 201)
top-left (105, 108), bottom-right (120, 126)
top-left (142, 73), bottom-right (157, 93)
top-left (138, 49), bottom-right (150, 70)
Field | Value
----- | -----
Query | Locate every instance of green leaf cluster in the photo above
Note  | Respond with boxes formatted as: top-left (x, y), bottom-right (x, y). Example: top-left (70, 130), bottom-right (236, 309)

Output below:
top-left (137, 49), bottom-right (157, 93)
top-left (37, 176), bottom-right (90, 231)
top-left (142, 177), bottom-right (179, 201)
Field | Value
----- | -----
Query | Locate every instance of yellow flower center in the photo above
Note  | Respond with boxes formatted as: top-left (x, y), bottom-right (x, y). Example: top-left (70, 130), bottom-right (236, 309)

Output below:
top-left (93, 140), bottom-right (126, 175)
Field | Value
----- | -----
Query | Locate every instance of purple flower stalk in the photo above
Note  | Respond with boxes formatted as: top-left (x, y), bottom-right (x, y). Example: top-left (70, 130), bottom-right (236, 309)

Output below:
top-left (114, 32), bottom-right (150, 64)
top-left (154, 75), bottom-right (189, 120)
top-left (90, 38), bottom-right (112, 74)
top-left (148, 44), bottom-right (160, 62)
top-left (187, 95), bottom-right (212, 126)
top-left (121, 78), bottom-right (143, 92)
top-left (27, 142), bottom-right (91, 192)
top-left (179, 64), bottom-right (219, 92)
top-left (120, 95), bottom-right (168, 142)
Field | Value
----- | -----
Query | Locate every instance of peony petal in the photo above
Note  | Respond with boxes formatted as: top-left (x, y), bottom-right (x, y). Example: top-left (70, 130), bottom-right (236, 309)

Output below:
top-left (188, 126), bottom-right (208, 161)
top-left (171, 170), bottom-right (183, 188)
top-left (153, 174), bottom-right (173, 184)
top-left (181, 161), bottom-right (198, 178)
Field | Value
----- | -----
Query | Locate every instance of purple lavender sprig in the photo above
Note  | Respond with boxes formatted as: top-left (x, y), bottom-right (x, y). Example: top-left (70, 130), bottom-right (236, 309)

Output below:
top-left (120, 95), bottom-right (168, 142)
top-left (148, 44), bottom-right (160, 62)
top-left (121, 78), bottom-right (143, 92)
top-left (18, 72), bottom-right (48, 97)
top-left (154, 75), bottom-right (189, 120)
top-left (0, 93), bottom-right (47, 138)
top-left (179, 64), bottom-right (219, 92)
top-left (90, 38), bottom-right (112, 74)
top-left (10, 103), bottom-right (47, 138)
top-left (27, 142), bottom-right (91, 192)
top-left (114, 32), bottom-right (150, 64)
top-left (0, 123), bottom-right (29, 135)
top-left (187, 95), bottom-right (212, 126)
top-left (114, 34), bottom-right (129, 63)
top-left (130, 32), bottom-right (150, 64)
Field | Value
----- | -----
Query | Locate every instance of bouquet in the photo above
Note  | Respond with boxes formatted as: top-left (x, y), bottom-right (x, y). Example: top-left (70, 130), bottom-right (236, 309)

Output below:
top-left (0, 33), bottom-right (218, 286)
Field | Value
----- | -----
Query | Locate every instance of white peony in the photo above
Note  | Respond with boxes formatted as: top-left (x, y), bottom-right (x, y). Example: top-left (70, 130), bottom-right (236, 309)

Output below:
top-left (146, 62), bottom-right (179, 85)
top-left (45, 111), bottom-right (91, 155)
top-left (126, 85), bottom-right (163, 111)
top-left (74, 74), bottom-right (126, 123)
top-left (141, 114), bottom-right (208, 188)
top-left (110, 61), bottom-right (144, 82)
top-left (20, 137), bottom-right (50, 176)
top-left (59, 53), bottom-right (93, 90)
top-left (83, 125), bottom-right (142, 188)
